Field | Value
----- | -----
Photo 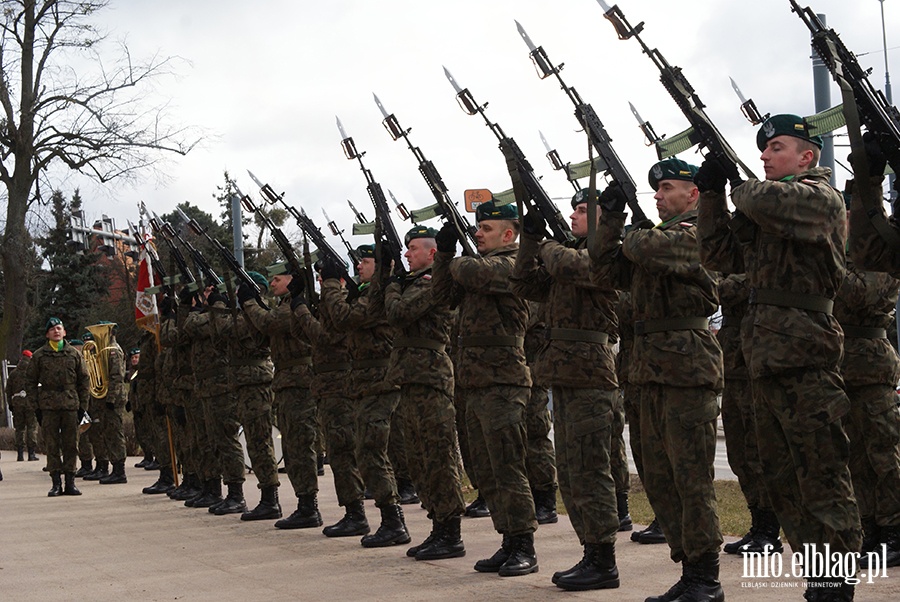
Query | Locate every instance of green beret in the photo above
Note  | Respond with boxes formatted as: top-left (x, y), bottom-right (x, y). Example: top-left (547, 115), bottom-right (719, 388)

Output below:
top-left (82, 332), bottom-right (94, 341)
top-left (571, 188), bottom-right (601, 209)
top-left (404, 225), bottom-right (439, 246)
top-left (265, 262), bottom-right (289, 277)
top-left (475, 199), bottom-right (518, 222)
top-left (68, 339), bottom-right (84, 347)
top-left (128, 348), bottom-right (141, 356)
top-left (356, 244), bottom-right (375, 259)
top-left (648, 158), bottom-right (699, 190)
top-left (45, 317), bottom-right (63, 332)
top-left (247, 271), bottom-right (269, 291)
top-left (756, 114), bottom-right (823, 151)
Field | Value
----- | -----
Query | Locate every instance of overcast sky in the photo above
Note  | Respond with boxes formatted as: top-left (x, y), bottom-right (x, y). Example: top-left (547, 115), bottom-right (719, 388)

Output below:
top-left (59, 0), bottom-right (900, 259)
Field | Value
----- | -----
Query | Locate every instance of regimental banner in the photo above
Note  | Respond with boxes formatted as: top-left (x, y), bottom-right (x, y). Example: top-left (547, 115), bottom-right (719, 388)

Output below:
top-left (135, 232), bottom-right (160, 334)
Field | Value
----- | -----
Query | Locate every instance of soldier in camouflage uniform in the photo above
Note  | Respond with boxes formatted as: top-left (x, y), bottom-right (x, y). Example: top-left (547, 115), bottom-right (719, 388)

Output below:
top-left (371, 225), bottom-right (466, 561)
top-left (244, 267), bottom-right (321, 529)
top-left (90, 323), bottom-right (128, 485)
top-left (137, 327), bottom-right (176, 495)
top-left (592, 160), bottom-right (724, 602)
top-left (433, 201), bottom-right (537, 577)
top-left (290, 267), bottom-right (364, 537)
top-left (696, 115), bottom-right (860, 601)
top-left (25, 317), bottom-right (90, 496)
top-left (80, 331), bottom-right (109, 481)
top-left (129, 345), bottom-right (155, 469)
top-left (513, 190), bottom-right (622, 590)
top-left (7, 350), bottom-right (38, 462)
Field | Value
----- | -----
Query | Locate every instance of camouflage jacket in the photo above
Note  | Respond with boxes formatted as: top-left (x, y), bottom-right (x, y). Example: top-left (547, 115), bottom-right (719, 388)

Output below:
top-left (156, 344), bottom-right (179, 406)
top-left (243, 296), bottom-right (313, 392)
top-left (433, 244), bottom-right (531, 389)
top-left (698, 168), bottom-right (846, 376)
top-left (212, 307), bottom-right (274, 388)
top-left (717, 273), bottom-right (749, 380)
top-left (524, 301), bottom-right (547, 367)
top-left (6, 356), bottom-right (30, 411)
top-left (835, 256), bottom-right (900, 387)
top-left (615, 291), bottom-right (633, 387)
top-left (182, 303), bottom-right (232, 397)
top-left (159, 311), bottom-right (194, 392)
top-left (133, 331), bottom-right (158, 410)
top-left (104, 340), bottom-right (127, 409)
top-left (374, 268), bottom-right (455, 391)
top-left (292, 300), bottom-right (350, 398)
top-left (24, 341), bottom-right (90, 411)
top-left (848, 175), bottom-right (900, 278)
top-left (321, 280), bottom-right (397, 397)
top-left (511, 235), bottom-right (618, 390)
top-left (592, 209), bottom-right (723, 389)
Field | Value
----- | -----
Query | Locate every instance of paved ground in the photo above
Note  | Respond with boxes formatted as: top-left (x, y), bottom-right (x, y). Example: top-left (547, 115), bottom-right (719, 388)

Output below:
top-left (2, 457), bottom-right (898, 601)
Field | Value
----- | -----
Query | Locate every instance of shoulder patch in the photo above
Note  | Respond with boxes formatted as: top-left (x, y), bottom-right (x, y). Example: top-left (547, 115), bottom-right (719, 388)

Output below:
top-left (679, 222), bottom-right (695, 229)
top-left (421, 274), bottom-right (432, 280)
top-left (800, 179), bottom-right (819, 186)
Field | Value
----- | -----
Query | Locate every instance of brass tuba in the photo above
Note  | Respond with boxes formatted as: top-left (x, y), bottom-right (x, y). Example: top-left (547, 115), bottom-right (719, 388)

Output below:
top-left (83, 322), bottom-right (115, 399)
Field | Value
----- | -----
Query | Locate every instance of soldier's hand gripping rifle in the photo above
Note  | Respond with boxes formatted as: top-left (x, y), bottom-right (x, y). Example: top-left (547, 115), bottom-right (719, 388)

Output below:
top-left (374, 93), bottom-right (479, 256)
top-left (336, 117), bottom-right (408, 275)
top-left (175, 206), bottom-right (269, 310)
top-left (516, 21), bottom-right (649, 224)
top-left (594, 1), bottom-right (756, 186)
top-left (444, 67), bottom-right (574, 243)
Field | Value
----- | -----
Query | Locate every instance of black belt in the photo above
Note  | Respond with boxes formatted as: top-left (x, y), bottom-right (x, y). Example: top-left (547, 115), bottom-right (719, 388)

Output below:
top-left (315, 362), bottom-right (351, 374)
top-left (393, 337), bottom-right (446, 353)
top-left (841, 324), bottom-right (888, 339)
top-left (279, 356), bottom-right (312, 368)
top-left (547, 328), bottom-right (609, 345)
top-left (353, 358), bottom-right (390, 369)
top-left (457, 335), bottom-right (524, 348)
top-left (634, 317), bottom-right (709, 336)
top-left (749, 288), bottom-right (834, 315)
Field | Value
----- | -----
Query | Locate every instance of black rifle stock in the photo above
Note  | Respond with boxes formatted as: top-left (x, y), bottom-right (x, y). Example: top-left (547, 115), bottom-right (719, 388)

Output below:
top-left (444, 67), bottom-right (573, 243)
top-left (595, 2), bottom-right (756, 186)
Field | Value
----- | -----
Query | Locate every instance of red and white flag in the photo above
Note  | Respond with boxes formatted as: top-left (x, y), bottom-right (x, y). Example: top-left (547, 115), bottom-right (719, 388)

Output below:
top-left (135, 227), bottom-right (160, 334)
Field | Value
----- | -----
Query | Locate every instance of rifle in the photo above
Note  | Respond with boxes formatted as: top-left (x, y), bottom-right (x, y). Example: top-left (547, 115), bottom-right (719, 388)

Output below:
top-left (443, 66), bottom-right (574, 243)
top-left (235, 185), bottom-right (306, 280)
top-left (126, 218), bottom-right (172, 296)
top-left (348, 200), bottom-right (368, 225)
top-left (175, 206), bottom-right (268, 310)
top-left (149, 212), bottom-right (216, 294)
top-left (323, 208), bottom-right (361, 266)
top-left (516, 21), bottom-right (649, 224)
top-left (374, 93), bottom-right (479, 256)
top-left (729, 77), bottom-right (769, 126)
top-left (593, 1), bottom-right (756, 186)
top-left (539, 131), bottom-right (580, 192)
top-left (336, 116), bottom-right (408, 274)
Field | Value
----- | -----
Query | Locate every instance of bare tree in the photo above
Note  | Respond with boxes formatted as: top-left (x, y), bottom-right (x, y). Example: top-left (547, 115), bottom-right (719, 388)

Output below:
top-left (0, 0), bottom-right (199, 359)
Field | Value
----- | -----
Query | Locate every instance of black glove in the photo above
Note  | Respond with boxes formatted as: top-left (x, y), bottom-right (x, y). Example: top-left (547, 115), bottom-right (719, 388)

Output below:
top-left (206, 289), bottom-right (228, 307)
top-left (863, 131), bottom-right (887, 178)
top-left (77, 408), bottom-right (85, 422)
top-left (174, 405), bottom-right (187, 427)
top-left (522, 209), bottom-right (546, 237)
top-left (320, 257), bottom-right (343, 281)
top-left (159, 295), bottom-right (175, 318)
top-left (105, 401), bottom-right (115, 411)
top-left (125, 400), bottom-right (132, 413)
top-left (287, 271), bottom-right (305, 298)
top-left (599, 181), bottom-right (628, 213)
top-left (35, 408), bottom-right (43, 425)
top-left (236, 281), bottom-right (256, 306)
top-left (631, 218), bottom-right (655, 231)
top-left (435, 222), bottom-right (458, 253)
top-left (694, 156), bottom-right (739, 193)
top-left (290, 289), bottom-right (308, 311)
top-left (177, 286), bottom-right (195, 306)
top-left (153, 402), bottom-right (166, 417)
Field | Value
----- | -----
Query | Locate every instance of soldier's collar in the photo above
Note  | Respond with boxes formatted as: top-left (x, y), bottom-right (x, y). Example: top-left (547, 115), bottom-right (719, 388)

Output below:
top-left (48, 340), bottom-right (65, 352)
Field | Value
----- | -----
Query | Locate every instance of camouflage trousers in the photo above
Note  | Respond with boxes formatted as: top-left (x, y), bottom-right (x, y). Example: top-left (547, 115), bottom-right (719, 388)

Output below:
top-left (150, 403), bottom-right (171, 467)
top-left (94, 402), bottom-right (126, 463)
top-left (721, 376), bottom-right (770, 510)
top-left (77, 426), bottom-right (93, 463)
top-left (132, 406), bottom-right (156, 458)
top-left (753, 369), bottom-right (861, 557)
top-left (622, 383), bottom-right (643, 481)
top-left (638, 383), bottom-right (722, 563)
top-left (275, 386), bottom-right (319, 498)
top-left (156, 403), bottom-right (191, 477)
top-left (202, 391), bottom-right (244, 485)
top-left (12, 406), bottom-right (38, 450)
top-left (42, 409), bottom-right (79, 474)
top-left (611, 389), bottom-right (630, 494)
top-left (842, 383), bottom-right (900, 526)
top-left (553, 386), bottom-right (619, 545)
top-left (237, 385), bottom-right (279, 489)
top-left (320, 393), bottom-right (363, 507)
top-left (526, 385), bottom-right (557, 494)
top-left (463, 384), bottom-right (537, 536)
top-left (400, 383), bottom-right (465, 522)
top-left (388, 401), bottom-right (411, 482)
top-left (453, 386), bottom-right (477, 490)
top-left (356, 390), bottom-right (401, 507)
top-left (187, 390), bottom-right (217, 481)
top-left (86, 399), bottom-right (108, 463)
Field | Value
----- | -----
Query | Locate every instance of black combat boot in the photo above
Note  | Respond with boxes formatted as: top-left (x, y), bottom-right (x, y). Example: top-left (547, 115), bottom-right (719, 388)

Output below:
top-left (859, 516), bottom-right (880, 560)
top-left (724, 505), bottom-right (757, 554)
top-left (17, 446), bottom-right (24, 461)
top-left (805, 577), bottom-right (855, 602)
top-left (498, 532), bottom-right (538, 577)
top-left (637, 517), bottom-right (667, 544)
top-left (99, 460), bottom-right (127, 484)
top-left (27, 447), bottom-right (38, 461)
top-left (875, 524), bottom-right (900, 568)
top-left (652, 553), bottom-right (723, 602)
top-left (143, 466), bottom-right (176, 495)
top-left (397, 478), bottom-right (419, 505)
top-left (323, 500), bottom-right (370, 537)
top-left (556, 542), bottom-right (619, 591)
top-left (169, 474), bottom-right (199, 500)
top-left (415, 516), bottom-right (465, 561)
top-left (213, 482), bottom-right (248, 515)
top-left (135, 452), bottom-right (153, 468)
top-left (74, 459), bottom-right (93, 478)
top-left (188, 478), bottom-right (223, 508)
top-left (361, 504), bottom-right (412, 548)
top-left (617, 492), bottom-right (633, 532)
top-left (83, 460), bottom-right (109, 481)
top-left (63, 472), bottom-right (82, 496)
top-left (739, 508), bottom-right (782, 554)
top-left (534, 487), bottom-right (558, 525)
top-left (144, 459), bottom-right (161, 470)
top-left (241, 485), bottom-right (282, 521)
top-left (631, 516), bottom-right (664, 543)
top-left (407, 518), bottom-right (439, 558)
top-left (464, 494), bottom-right (490, 518)
top-left (48, 473), bottom-right (63, 497)
top-left (474, 534), bottom-right (512, 572)
top-left (275, 494), bottom-right (323, 529)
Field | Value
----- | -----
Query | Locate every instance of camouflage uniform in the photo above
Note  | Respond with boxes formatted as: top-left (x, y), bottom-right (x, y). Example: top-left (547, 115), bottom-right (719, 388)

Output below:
top-left (697, 170), bottom-right (860, 557)
top-left (433, 243), bottom-right (536, 537)
top-left (848, 174), bottom-right (900, 278)
top-left (7, 356), bottom-right (38, 454)
top-left (513, 235), bottom-right (620, 546)
top-left (321, 279), bottom-right (400, 508)
top-left (131, 333), bottom-right (157, 463)
top-left (523, 303), bottom-right (557, 496)
top-left (592, 208), bottom-right (724, 563)
top-left (94, 337), bottom-right (127, 465)
top-left (25, 341), bottom-right (90, 474)
top-left (615, 292), bottom-right (640, 480)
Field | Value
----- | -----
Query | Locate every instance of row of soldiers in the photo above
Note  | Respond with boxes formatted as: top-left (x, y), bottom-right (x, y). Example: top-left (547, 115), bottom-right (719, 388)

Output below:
top-left (14, 112), bottom-right (900, 602)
